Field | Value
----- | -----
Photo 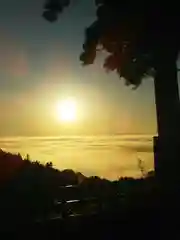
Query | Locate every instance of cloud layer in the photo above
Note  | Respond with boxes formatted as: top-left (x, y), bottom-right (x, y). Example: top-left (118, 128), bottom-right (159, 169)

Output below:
top-left (0, 135), bottom-right (154, 179)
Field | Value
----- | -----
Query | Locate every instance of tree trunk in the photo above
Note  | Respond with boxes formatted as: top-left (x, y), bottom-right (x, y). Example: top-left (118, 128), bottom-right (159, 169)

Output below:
top-left (154, 53), bottom-right (180, 138)
top-left (153, 49), bottom-right (180, 183)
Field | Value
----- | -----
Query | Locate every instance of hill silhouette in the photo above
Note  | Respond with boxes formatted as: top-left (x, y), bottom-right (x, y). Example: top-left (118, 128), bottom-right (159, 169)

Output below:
top-left (0, 150), bottom-right (180, 237)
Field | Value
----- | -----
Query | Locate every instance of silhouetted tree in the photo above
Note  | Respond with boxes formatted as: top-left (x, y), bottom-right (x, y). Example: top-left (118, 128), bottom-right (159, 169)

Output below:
top-left (42, 1), bottom-right (180, 135)
top-left (34, 160), bottom-right (41, 166)
top-left (43, 0), bottom-right (70, 22)
top-left (137, 158), bottom-right (146, 178)
top-left (1, 150), bottom-right (179, 233)
top-left (45, 161), bottom-right (53, 168)
top-left (42, 1), bottom-right (180, 180)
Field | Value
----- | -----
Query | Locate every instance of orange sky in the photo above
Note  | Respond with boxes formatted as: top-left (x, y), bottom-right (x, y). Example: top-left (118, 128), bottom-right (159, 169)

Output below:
top-left (0, 0), bottom-right (157, 137)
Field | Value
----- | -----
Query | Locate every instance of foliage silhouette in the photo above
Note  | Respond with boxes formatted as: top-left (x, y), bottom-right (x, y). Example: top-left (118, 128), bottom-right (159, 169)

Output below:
top-left (42, 1), bottom-right (180, 181)
top-left (0, 151), bottom-right (155, 225)
top-left (43, 0), bottom-right (70, 22)
top-left (1, 150), bottom-right (180, 236)
top-left (42, 1), bottom-right (179, 86)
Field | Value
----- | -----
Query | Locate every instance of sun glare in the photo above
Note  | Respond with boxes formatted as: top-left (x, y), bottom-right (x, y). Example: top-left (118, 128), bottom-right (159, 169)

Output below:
top-left (56, 98), bottom-right (77, 122)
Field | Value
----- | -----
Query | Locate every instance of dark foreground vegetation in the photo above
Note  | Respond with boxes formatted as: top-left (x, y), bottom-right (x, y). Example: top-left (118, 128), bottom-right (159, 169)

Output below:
top-left (0, 149), bottom-right (180, 238)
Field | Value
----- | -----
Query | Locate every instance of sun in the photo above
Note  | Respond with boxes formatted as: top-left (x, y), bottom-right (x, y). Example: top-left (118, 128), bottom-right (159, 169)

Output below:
top-left (56, 98), bottom-right (77, 122)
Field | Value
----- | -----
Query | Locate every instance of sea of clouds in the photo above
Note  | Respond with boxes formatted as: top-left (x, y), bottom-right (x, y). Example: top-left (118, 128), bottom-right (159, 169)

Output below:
top-left (0, 134), bottom-right (155, 179)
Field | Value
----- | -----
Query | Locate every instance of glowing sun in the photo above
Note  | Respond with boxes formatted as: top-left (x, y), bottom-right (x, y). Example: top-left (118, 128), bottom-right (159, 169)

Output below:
top-left (56, 98), bottom-right (77, 122)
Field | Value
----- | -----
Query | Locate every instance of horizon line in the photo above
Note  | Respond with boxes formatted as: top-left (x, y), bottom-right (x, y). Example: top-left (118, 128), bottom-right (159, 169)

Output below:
top-left (0, 133), bottom-right (156, 138)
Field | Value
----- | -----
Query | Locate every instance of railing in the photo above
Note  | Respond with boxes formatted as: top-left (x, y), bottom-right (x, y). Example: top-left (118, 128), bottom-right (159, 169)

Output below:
top-left (54, 185), bottom-right (101, 218)
top-left (36, 185), bottom-right (103, 222)
top-left (36, 184), bottom-right (129, 223)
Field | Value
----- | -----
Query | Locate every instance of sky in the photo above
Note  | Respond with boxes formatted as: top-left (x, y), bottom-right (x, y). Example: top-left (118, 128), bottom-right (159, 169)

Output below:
top-left (0, 0), bottom-right (158, 136)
